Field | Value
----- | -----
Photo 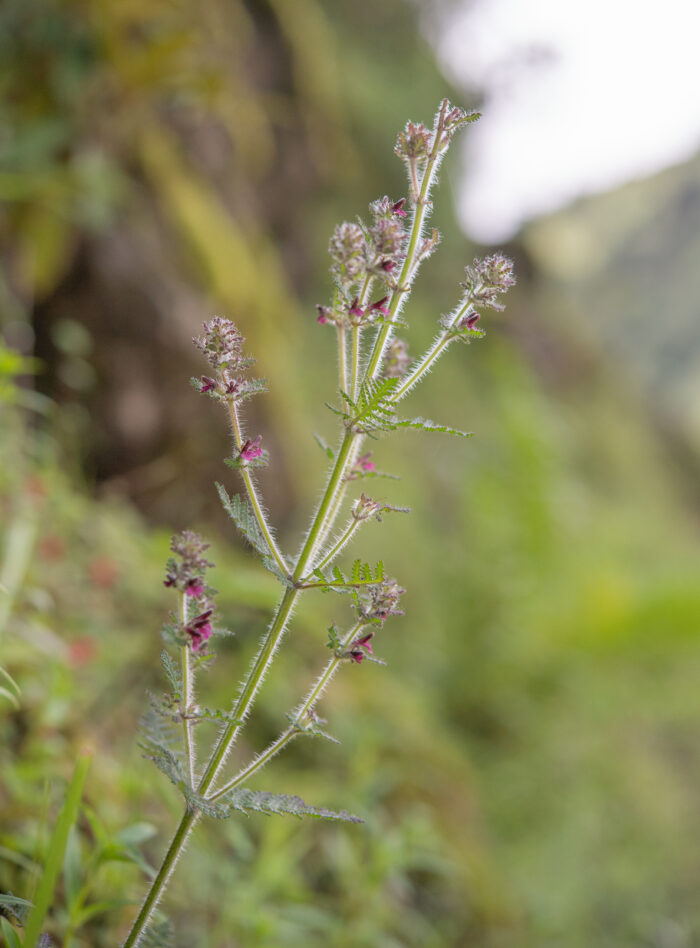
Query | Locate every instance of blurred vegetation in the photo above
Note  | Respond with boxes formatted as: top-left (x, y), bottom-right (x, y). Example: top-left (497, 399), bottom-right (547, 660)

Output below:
top-left (2, 1), bottom-right (700, 946)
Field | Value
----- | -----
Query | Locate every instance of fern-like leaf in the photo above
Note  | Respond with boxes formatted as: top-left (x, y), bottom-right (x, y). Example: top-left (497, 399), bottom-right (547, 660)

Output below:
top-left (395, 417), bottom-right (473, 437)
top-left (351, 378), bottom-right (400, 434)
top-left (216, 483), bottom-right (287, 579)
top-left (141, 917), bottom-right (175, 948)
top-left (221, 788), bottom-right (363, 823)
top-left (160, 651), bottom-right (182, 701)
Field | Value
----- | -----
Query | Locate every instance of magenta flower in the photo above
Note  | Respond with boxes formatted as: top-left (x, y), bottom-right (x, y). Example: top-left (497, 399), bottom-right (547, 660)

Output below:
top-left (391, 198), bottom-right (407, 218)
top-left (369, 296), bottom-right (391, 318)
top-left (353, 632), bottom-right (374, 653)
top-left (316, 305), bottom-right (331, 325)
top-left (348, 298), bottom-right (365, 320)
top-left (459, 312), bottom-right (480, 330)
top-left (348, 631), bottom-right (374, 663)
top-left (240, 436), bottom-right (263, 462)
top-left (200, 376), bottom-right (217, 393)
top-left (357, 453), bottom-right (375, 473)
top-left (186, 610), bottom-right (213, 652)
top-left (380, 260), bottom-right (395, 273)
top-left (185, 580), bottom-right (205, 597)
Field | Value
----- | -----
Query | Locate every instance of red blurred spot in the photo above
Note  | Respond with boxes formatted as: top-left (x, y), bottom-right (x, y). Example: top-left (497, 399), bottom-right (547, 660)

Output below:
top-left (38, 534), bottom-right (65, 561)
top-left (89, 557), bottom-right (120, 589)
top-left (68, 637), bottom-right (97, 667)
top-left (24, 475), bottom-right (47, 502)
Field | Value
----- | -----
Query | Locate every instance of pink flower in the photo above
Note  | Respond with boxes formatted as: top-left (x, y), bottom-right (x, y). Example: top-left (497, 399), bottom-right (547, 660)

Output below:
top-left (370, 296), bottom-right (391, 318)
top-left (348, 631), bottom-right (374, 663)
top-left (317, 305), bottom-right (331, 325)
top-left (357, 453), bottom-right (375, 473)
top-left (186, 610), bottom-right (213, 652)
top-left (391, 198), bottom-right (407, 218)
top-left (240, 436), bottom-right (263, 461)
top-left (353, 632), bottom-right (374, 653)
top-left (185, 580), bottom-right (205, 597)
top-left (380, 260), bottom-right (395, 273)
top-left (348, 297), bottom-right (365, 320)
top-left (200, 376), bottom-right (217, 393)
top-left (459, 312), bottom-right (480, 330)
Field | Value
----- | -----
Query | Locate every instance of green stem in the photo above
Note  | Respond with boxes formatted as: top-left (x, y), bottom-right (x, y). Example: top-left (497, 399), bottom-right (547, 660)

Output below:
top-left (122, 808), bottom-right (197, 948)
top-left (364, 100), bottom-right (449, 383)
top-left (180, 595), bottom-right (195, 787)
top-left (349, 274), bottom-right (373, 401)
top-left (350, 326), bottom-right (361, 399)
top-left (227, 400), bottom-right (288, 577)
top-left (337, 325), bottom-right (348, 394)
top-left (306, 517), bottom-right (360, 576)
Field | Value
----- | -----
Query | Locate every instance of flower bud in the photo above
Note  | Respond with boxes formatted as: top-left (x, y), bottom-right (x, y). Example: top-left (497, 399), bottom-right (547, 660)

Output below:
top-left (193, 317), bottom-right (247, 370)
top-left (329, 222), bottom-right (367, 287)
top-left (358, 579), bottom-right (405, 623)
top-left (394, 121), bottom-right (432, 161)
top-left (384, 338), bottom-right (410, 378)
top-left (461, 254), bottom-right (516, 311)
top-left (352, 493), bottom-right (382, 522)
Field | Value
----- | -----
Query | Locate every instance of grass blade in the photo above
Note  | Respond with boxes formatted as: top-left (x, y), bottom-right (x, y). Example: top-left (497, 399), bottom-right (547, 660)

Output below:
top-left (22, 750), bottom-right (92, 948)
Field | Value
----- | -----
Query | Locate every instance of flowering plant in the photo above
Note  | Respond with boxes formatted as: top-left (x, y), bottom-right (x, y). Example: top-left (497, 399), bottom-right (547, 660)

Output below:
top-left (123, 99), bottom-right (515, 946)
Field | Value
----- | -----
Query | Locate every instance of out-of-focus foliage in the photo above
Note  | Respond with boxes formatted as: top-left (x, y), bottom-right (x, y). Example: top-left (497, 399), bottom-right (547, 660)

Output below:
top-left (524, 152), bottom-right (700, 456)
top-left (3, 1), bottom-right (700, 946)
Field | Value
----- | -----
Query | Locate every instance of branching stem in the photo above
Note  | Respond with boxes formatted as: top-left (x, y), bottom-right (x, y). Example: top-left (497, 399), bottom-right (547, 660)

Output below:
top-left (210, 622), bottom-right (363, 803)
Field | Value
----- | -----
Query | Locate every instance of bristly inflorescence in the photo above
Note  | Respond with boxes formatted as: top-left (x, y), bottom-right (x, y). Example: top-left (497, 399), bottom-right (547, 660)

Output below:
top-left (163, 530), bottom-right (216, 653)
top-left (192, 316), bottom-right (267, 404)
top-left (317, 195), bottom-right (408, 329)
top-left (461, 253), bottom-right (517, 313)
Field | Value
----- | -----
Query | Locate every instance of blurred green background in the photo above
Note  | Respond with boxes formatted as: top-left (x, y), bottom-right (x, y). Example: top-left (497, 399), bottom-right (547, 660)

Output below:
top-left (2, 1), bottom-right (700, 945)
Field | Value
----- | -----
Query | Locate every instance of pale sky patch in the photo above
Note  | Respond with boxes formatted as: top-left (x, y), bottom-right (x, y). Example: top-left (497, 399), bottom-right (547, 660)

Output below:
top-left (430, 0), bottom-right (700, 241)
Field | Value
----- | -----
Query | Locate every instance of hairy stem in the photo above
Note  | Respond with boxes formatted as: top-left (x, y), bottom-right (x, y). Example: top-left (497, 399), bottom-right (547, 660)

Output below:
top-left (227, 400), bottom-right (288, 577)
top-left (337, 325), bottom-right (348, 394)
top-left (390, 300), bottom-right (472, 404)
top-left (364, 99), bottom-right (449, 383)
top-left (122, 808), bottom-right (197, 948)
top-left (180, 595), bottom-right (196, 787)
top-left (350, 275), bottom-right (373, 401)
top-left (309, 517), bottom-right (361, 574)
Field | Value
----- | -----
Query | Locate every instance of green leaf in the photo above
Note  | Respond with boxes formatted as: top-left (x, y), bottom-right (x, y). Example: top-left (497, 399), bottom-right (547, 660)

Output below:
top-left (216, 484), bottom-right (269, 557)
top-left (221, 788), bottom-right (363, 823)
top-left (0, 685), bottom-right (20, 708)
top-left (0, 666), bottom-right (20, 708)
top-left (0, 893), bottom-right (32, 925)
top-left (395, 417), bottom-right (472, 437)
top-left (0, 917), bottom-right (21, 948)
top-left (62, 825), bottom-right (82, 910)
top-left (350, 377), bottom-right (400, 434)
top-left (22, 750), bottom-right (92, 948)
top-left (114, 823), bottom-right (158, 848)
top-left (160, 651), bottom-right (182, 700)
top-left (71, 898), bottom-right (137, 928)
top-left (216, 484), bottom-right (287, 582)
top-left (312, 432), bottom-right (334, 459)
top-left (141, 917), bottom-right (175, 948)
